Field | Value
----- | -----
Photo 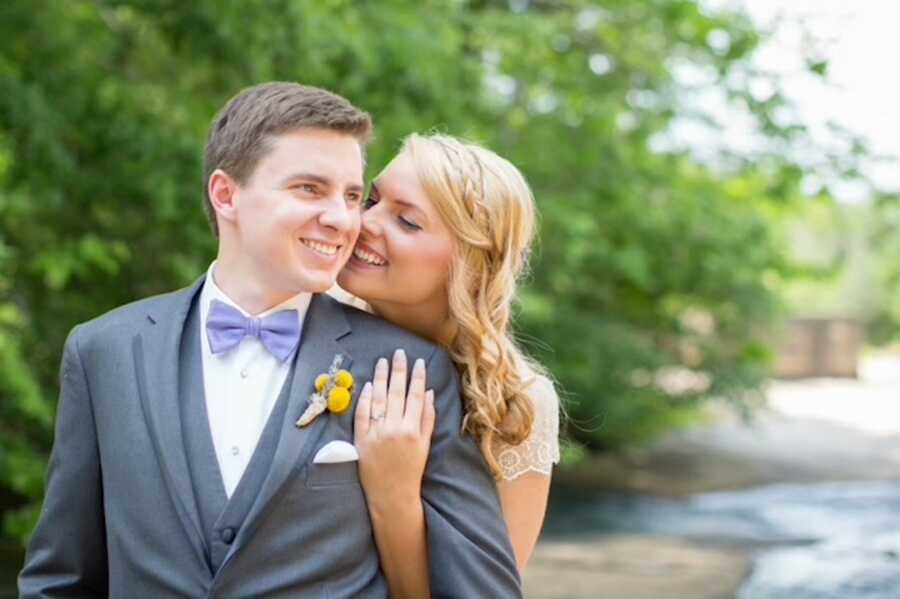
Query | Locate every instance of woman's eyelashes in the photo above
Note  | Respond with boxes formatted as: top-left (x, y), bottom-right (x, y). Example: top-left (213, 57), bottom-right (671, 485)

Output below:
top-left (364, 194), bottom-right (421, 232)
top-left (398, 216), bottom-right (422, 231)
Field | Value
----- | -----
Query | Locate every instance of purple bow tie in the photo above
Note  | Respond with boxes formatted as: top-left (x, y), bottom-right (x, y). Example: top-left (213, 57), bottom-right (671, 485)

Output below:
top-left (205, 299), bottom-right (301, 362)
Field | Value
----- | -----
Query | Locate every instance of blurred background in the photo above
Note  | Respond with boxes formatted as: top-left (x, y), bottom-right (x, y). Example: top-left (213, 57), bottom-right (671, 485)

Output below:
top-left (1, 1), bottom-right (899, 597)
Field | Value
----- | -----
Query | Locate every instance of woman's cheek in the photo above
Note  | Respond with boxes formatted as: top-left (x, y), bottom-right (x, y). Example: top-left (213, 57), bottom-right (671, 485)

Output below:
top-left (387, 237), bottom-right (427, 292)
top-left (422, 241), bottom-right (455, 291)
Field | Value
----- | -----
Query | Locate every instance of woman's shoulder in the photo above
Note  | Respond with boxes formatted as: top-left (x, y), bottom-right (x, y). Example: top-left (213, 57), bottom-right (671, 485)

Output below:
top-left (491, 370), bottom-right (561, 481)
top-left (526, 373), bottom-right (559, 414)
top-left (524, 373), bottom-right (561, 445)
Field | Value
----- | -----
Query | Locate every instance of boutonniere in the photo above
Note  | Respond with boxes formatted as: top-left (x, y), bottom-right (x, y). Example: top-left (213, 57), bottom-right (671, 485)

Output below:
top-left (295, 354), bottom-right (355, 428)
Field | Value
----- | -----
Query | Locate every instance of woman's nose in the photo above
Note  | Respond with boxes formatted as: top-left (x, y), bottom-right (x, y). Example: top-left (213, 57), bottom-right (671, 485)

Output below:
top-left (360, 204), bottom-right (384, 237)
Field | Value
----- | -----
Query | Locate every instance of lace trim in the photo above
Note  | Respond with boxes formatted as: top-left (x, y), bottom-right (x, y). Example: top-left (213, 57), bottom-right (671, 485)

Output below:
top-left (494, 447), bottom-right (558, 480)
top-left (491, 376), bottom-right (560, 481)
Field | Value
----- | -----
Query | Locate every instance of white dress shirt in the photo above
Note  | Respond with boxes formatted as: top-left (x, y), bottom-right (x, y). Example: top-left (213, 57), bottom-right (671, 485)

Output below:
top-left (199, 262), bottom-right (312, 497)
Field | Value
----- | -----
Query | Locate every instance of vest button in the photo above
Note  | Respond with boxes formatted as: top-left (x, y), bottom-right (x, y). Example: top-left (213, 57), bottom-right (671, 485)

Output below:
top-left (221, 527), bottom-right (236, 544)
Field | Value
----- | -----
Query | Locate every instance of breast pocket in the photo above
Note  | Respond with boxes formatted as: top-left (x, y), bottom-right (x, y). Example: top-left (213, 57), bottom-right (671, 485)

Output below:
top-left (304, 460), bottom-right (361, 488)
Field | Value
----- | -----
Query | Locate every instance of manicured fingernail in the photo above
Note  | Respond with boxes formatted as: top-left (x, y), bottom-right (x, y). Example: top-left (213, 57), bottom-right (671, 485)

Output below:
top-left (377, 358), bottom-right (388, 370)
top-left (415, 358), bottom-right (425, 371)
top-left (427, 390), bottom-right (434, 403)
top-left (363, 381), bottom-right (372, 394)
top-left (394, 348), bottom-right (406, 362)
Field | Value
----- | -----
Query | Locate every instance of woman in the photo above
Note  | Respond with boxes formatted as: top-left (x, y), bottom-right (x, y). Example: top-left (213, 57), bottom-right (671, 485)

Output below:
top-left (334, 133), bottom-right (560, 597)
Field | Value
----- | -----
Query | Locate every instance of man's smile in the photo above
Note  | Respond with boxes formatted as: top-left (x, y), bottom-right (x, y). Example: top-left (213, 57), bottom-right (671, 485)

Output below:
top-left (300, 238), bottom-right (340, 256)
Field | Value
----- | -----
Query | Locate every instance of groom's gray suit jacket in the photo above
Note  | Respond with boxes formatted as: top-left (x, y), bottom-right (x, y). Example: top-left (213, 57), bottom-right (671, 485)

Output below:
top-left (19, 277), bottom-right (522, 598)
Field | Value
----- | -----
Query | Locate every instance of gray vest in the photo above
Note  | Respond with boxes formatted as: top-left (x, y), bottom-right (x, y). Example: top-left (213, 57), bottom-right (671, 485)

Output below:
top-left (178, 297), bottom-right (297, 574)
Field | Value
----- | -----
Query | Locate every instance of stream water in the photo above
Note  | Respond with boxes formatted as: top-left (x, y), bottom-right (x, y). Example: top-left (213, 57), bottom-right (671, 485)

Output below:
top-left (545, 480), bottom-right (900, 598)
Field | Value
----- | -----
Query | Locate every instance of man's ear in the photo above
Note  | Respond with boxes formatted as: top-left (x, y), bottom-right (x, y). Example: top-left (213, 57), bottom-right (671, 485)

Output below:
top-left (208, 169), bottom-right (240, 226)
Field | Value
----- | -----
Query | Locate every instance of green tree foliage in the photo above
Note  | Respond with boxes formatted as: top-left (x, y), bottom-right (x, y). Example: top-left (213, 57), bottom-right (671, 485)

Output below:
top-left (1, 0), bottom-right (809, 543)
top-left (869, 192), bottom-right (900, 344)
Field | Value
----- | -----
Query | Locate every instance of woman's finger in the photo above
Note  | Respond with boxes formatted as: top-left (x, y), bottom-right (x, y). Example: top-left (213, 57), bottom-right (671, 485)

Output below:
top-left (354, 381), bottom-right (373, 440)
top-left (404, 358), bottom-right (427, 426)
top-left (421, 389), bottom-right (436, 438)
top-left (386, 348), bottom-right (407, 422)
top-left (370, 357), bottom-right (389, 420)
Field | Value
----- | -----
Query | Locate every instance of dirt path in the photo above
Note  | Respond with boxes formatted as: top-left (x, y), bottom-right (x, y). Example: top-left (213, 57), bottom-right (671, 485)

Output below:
top-left (524, 535), bottom-right (751, 599)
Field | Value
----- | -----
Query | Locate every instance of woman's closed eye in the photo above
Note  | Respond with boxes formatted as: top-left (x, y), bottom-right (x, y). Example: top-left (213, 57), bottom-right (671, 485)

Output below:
top-left (363, 190), bottom-right (421, 231)
top-left (398, 215), bottom-right (422, 231)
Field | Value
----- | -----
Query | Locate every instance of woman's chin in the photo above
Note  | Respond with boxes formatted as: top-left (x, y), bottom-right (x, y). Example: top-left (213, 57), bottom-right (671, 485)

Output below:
top-left (337, 258), bottom-right (387, 298)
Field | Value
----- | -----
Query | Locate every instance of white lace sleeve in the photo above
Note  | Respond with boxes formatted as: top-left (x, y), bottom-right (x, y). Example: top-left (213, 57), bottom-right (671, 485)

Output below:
top-left (491, 375), bottom-right (560, 481)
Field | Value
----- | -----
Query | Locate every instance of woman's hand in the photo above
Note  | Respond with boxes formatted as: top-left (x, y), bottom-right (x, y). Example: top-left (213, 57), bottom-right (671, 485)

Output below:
top-left (354, 349), bottom-right (436, 508)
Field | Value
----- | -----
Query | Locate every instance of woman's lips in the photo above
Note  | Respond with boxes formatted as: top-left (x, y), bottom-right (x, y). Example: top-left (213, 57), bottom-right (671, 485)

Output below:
top-left (351, 242), bottom-right (388, 267)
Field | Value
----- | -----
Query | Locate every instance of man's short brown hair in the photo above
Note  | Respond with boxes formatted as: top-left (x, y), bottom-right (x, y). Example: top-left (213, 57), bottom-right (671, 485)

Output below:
top-left (203, 82), bottom-right (373, 236)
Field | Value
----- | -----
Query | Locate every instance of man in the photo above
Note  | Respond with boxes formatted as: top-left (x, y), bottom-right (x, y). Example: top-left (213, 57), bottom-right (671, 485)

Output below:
top-left (19, 82), bottom-right (521, 598)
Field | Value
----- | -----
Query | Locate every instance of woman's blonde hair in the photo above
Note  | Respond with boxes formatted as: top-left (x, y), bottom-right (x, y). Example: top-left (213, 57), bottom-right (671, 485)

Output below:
top-left (401, 133), bottom-right (545, 478)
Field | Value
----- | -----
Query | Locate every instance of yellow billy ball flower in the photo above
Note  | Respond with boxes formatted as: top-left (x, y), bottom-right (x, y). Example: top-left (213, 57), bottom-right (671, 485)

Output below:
top-left (315, 374), bottom-right (330, 393)
top-left (327, 386), bottom-right (352, 414)
top-left (334, 369), bottom-right (354, 389)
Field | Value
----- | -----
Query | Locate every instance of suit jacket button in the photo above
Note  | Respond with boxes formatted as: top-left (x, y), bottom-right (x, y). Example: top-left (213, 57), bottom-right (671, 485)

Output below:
top-left (221, 527), bottom-right (236, 544)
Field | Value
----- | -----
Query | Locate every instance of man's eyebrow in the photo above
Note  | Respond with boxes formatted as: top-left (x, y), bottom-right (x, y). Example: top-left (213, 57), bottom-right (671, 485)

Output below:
top-left (281, 172), bottom-right (332, 186)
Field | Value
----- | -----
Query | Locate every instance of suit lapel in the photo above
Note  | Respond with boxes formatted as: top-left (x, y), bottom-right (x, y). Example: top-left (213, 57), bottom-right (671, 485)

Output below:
top-left (133, 276), bottom-right (207, 568)
top-left (219, 294), bottom-right (354, 569)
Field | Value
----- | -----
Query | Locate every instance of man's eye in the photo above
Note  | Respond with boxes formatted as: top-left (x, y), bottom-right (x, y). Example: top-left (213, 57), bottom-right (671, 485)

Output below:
top-left (294, 183), bottom-right (317, 194)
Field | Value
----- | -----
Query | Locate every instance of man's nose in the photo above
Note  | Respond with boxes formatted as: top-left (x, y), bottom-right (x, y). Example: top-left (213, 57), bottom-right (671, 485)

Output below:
top-left (319, 194), bottom-right (357, 232)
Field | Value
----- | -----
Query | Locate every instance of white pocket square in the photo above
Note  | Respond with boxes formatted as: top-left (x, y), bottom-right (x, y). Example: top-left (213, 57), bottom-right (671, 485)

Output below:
top-left (312, 440), bottom-right (359, 464)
